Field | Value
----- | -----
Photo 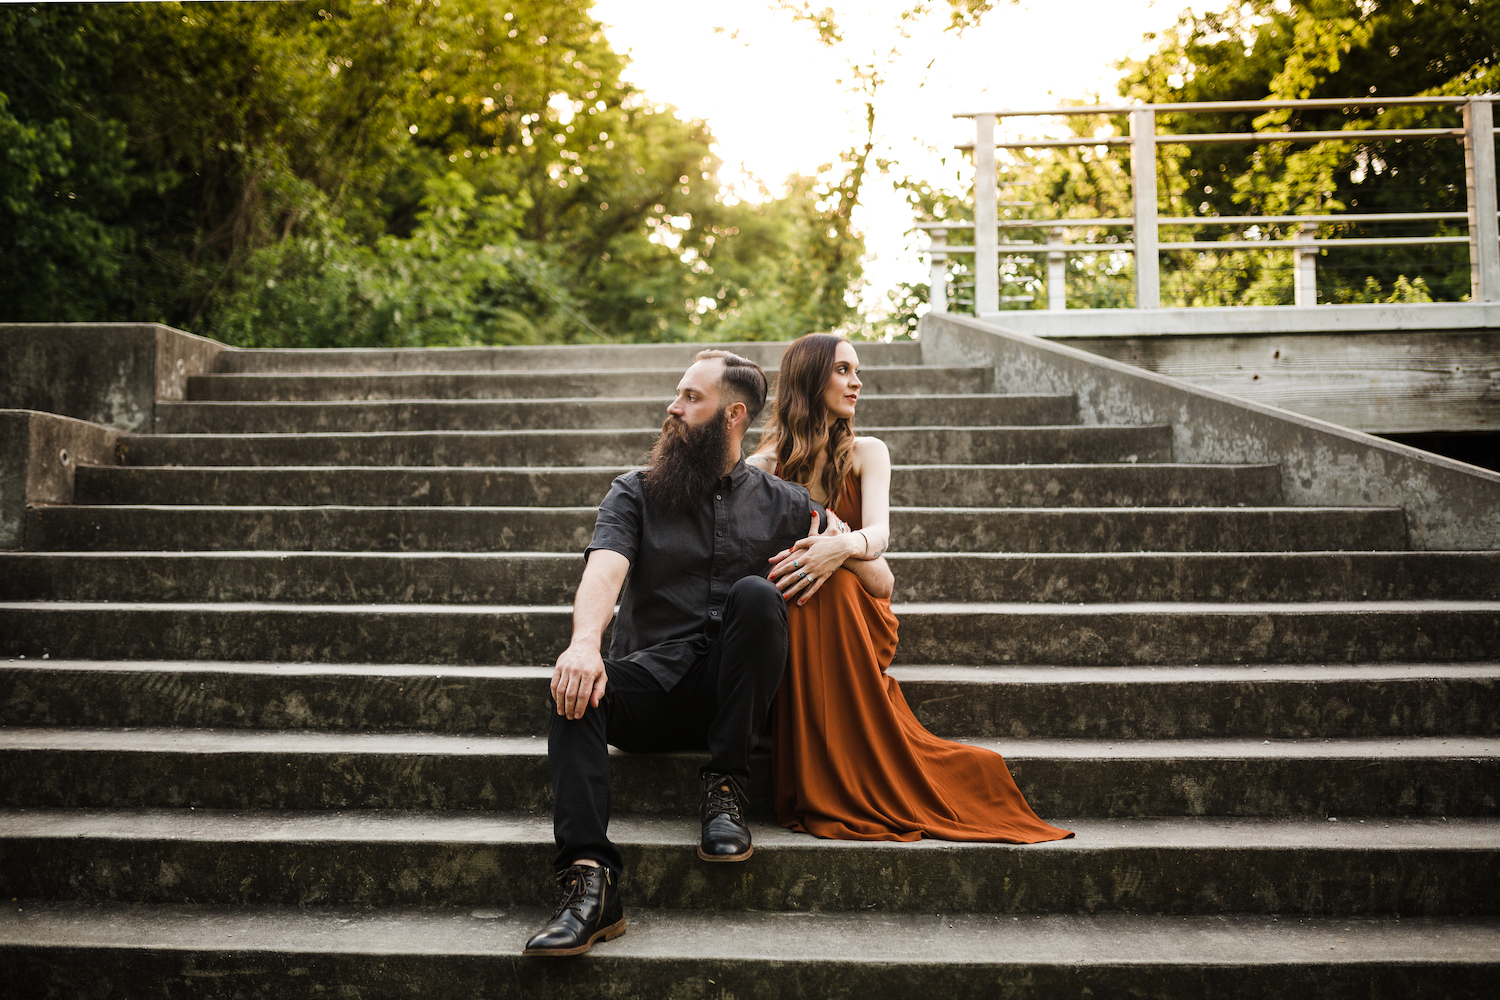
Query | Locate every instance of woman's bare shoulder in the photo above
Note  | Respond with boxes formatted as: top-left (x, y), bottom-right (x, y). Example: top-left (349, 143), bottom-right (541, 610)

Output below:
top-left (745, 451), bottom-right (777, 475)
top-left (851, 435), bottom-right (890, 464)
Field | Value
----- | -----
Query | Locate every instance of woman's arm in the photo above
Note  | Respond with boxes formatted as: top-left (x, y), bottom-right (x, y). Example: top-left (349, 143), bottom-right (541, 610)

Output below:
top-left (849, 437), bottom-right (891, 561)
top-left (768, 437), bottom-right (895, 603)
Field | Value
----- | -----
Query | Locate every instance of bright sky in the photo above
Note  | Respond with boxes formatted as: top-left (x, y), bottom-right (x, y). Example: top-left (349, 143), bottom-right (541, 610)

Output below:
top-left (590, 0), bottom-right (1177, 311)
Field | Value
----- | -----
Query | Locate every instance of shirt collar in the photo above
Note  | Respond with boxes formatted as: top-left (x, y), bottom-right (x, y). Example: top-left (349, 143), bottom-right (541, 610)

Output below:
top-left (726, 455), bottom-right (751, 489)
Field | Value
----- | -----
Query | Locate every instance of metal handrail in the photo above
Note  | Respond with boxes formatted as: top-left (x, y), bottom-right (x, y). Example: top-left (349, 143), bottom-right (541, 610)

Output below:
top-left (917, 212), bottom-right (1481, 230)
top-left (957, 127), bottom-right (1494, 150)
top-left (923, 94), bottom-right (1500, 314)
top-left (954, 95), bottom-right (1494, 117)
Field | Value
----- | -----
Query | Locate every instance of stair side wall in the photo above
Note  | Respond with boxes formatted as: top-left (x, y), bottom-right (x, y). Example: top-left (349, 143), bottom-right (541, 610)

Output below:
top-left (0, 324), bottom-right (224, 432)
top-left (920, 312), bottom-right (1500, 550)
top-left (0, 411), bottom-right (119, 549)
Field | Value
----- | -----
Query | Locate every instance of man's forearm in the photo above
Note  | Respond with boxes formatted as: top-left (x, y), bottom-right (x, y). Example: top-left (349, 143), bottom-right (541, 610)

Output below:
top-left (571, 550), bottom-right (630, 645)
top-left (843, 555), bottom-right (893, 599)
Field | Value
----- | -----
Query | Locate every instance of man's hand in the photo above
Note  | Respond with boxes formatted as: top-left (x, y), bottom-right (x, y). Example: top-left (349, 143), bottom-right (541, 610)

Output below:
top-left (552, 548), bottom-right (629, 721)
top-left (552, 641), bottom-right (608, 720)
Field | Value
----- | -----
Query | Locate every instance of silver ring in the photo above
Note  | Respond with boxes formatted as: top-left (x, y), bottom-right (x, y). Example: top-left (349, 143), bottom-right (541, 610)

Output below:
top-left (797, 570), bottom-right (807, 579)
top-left (793, 559), bottom-right (801, 569)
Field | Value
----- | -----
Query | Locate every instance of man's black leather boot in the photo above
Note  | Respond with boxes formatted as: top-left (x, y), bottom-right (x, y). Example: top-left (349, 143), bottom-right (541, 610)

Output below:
top-left (698, 769), bottom-right (753, 862)
top-left (522, 864), bottom-right (626, 956)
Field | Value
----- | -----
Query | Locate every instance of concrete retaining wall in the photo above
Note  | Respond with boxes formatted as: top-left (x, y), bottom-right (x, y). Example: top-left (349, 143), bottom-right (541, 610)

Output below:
top-left (0, 324), bottom-right (224, 431)
top-left (920, 312), bottom-right (1500, 551)
top-left (0, 410), bottom-right (119, 549)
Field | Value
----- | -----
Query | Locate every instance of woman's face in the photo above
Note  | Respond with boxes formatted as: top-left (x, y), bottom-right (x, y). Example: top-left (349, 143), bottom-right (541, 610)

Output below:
top-left (821, 341), bottom-right (861, 420)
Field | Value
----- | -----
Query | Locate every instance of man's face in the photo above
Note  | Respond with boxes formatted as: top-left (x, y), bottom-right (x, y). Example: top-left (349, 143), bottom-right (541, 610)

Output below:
top-left (667, 359), bottom-right (727, 430)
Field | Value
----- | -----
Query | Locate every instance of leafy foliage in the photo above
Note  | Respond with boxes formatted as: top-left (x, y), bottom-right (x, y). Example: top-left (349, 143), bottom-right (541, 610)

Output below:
top-left (0, 0), bottom-right (869, 345)
top-left (896, 0), bottom-right (1497, 311)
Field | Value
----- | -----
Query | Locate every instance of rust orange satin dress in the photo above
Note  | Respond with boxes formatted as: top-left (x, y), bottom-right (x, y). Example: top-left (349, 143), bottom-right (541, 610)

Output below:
top-left (772, 472), bottom-right (1074, 843)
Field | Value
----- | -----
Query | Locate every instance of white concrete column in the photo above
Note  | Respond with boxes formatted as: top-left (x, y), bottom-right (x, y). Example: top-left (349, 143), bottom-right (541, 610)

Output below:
top-left (974, 114), bottom-right (999, 315)
top-left (1130, 109), bottom-right (1160, 309)
top-left (1293, 221), bottom-right (1318, 306)
top-left (928, 229), bottom-right (948, 314)
top-left (1463, 99), bottom-right (1500, 302)
top-left (1047, 226), bottom-right (1066, 311)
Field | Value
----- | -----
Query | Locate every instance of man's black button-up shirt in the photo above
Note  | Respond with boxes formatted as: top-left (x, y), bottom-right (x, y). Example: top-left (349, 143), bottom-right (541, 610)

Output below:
top-left (585, 457), bottom-right (825, 689)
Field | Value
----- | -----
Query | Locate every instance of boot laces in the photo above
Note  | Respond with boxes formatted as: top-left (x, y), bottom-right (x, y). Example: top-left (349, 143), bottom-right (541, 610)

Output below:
top-left (552, 865), bottom-right (598, 919)
top-left (704, 773), bottom-right (745, 822)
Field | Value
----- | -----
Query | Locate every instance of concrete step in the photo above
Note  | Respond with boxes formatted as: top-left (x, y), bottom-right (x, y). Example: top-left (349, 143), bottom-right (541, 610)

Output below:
top-left (23, 505), bottom-right (600, 552)
top-left (5, 551), bottom-right (1496, 605)
top-left (154, 393), bottom-right (1076, 434)
top-left (118, 425), bottom-right (1172, 469)
top-left (2, 808), bottom-right (1496, 915)
top-left (4, 601), bottom-right (1496, 666)
top-left (213, 340), bottom-right (924, 373)
top-left (4, 902), bottom-right (1495, 1000)
top-left (186, 365), bottom-right (992, 402)
top-left (896, 505), bottom-right (1407, 553)
top-left (24, 504), bottom-right (1406, 554)
top-left (6, 661), bottom-right (1495, 740)
top-left (2, 728), bottom-right (1492, 818)
top-left (72, 463), bottom-right (1285, 508)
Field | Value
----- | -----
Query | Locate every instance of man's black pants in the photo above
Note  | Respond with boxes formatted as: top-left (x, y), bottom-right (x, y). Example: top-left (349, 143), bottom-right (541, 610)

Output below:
top-left (548, 575), bottom-right (788, 877)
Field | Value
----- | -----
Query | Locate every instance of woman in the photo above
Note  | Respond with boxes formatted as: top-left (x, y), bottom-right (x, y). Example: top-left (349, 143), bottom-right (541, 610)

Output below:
top-left (749, 333), bottom-right (1073, 844)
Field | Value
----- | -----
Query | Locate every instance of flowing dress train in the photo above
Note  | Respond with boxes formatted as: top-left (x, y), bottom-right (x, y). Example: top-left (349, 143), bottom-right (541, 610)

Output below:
top-left (772, 472), bottom-right (1074, 843)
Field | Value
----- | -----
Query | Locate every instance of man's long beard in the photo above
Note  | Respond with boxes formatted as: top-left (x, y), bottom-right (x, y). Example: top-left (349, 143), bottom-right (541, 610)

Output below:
top-left (642, 409), bottom-right (731, 517)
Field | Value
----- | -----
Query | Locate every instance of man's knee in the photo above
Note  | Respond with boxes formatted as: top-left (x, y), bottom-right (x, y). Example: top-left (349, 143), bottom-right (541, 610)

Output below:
top-left (727, 575), bottom-right (784, 624)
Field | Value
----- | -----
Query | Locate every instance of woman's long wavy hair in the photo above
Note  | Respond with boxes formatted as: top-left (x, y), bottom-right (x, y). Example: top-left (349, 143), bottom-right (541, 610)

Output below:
top-left (761, 333), bottom-right (856, 510)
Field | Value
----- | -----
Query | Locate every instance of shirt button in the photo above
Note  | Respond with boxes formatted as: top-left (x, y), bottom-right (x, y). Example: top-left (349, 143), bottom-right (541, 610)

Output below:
top-left (710, 610), bottom-right (720, 617)
top-left (715, 494), bottom-right (722, 500)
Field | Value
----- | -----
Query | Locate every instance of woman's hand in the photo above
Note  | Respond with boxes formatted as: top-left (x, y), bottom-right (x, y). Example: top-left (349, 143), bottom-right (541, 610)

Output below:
top-left (768, 510), bottom-right (859, 605)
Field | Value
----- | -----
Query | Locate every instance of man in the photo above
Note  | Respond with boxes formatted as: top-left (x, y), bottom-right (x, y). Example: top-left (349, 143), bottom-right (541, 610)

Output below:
top-left (523, 349), bottom-right (827, 957)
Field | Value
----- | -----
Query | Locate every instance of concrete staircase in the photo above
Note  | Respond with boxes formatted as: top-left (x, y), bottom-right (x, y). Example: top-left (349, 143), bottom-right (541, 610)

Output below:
top-left (2, 335), bottom-right (1498, 998)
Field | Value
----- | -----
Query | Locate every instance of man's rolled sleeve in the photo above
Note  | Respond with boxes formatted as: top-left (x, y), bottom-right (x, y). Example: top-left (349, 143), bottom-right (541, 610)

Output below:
top-left (584, 473), bottom-right (643, 565)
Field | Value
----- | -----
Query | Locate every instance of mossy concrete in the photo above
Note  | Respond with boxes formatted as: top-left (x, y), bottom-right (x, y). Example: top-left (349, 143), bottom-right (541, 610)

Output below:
top-left (118, 424), bottom-right (1171, 469)
top-left (154, 392), bottom-right (1076, 434)
top-left (4, 662), bottom-right (1495, 740)
top-left (2, 810), bottom-right (1496, 915)
top-left (4, 904), bottom-right (1496, 1000)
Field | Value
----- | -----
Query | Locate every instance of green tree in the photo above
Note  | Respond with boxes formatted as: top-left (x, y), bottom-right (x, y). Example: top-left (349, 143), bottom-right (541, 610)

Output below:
top-left (1116, 0), bottom-right (1499, 305)
top-left (0, 0), bottom-right (878, 346)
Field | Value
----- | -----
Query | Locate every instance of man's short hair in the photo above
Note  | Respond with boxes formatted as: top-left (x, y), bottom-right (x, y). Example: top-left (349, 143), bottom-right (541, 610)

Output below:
top-left (694, 349), bottom-right (768, 424)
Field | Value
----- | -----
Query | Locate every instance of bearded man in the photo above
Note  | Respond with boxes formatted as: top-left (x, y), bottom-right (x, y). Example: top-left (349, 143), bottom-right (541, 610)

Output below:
top-left (523, 349), bottom-right (827, 957)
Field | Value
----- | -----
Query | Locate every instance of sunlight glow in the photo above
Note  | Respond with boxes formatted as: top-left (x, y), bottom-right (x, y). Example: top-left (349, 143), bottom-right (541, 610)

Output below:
top-left (590, 0), bottom-right (1171, 305)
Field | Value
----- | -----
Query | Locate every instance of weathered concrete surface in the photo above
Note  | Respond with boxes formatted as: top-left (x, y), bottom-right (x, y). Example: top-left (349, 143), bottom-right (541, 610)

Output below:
top-left (2, 809), bottom-right (1497, 915)
top-left (72, 462), bottom-right (1285, 508)
top-left (5, 551), bottom-right (1498, 605)
top-left (890, 602), bottom-right (1500, 666)
top-left (187, 365), bottom-right (992, 401)
top-left (214, 339), bottom-right (923, 373)
top-left (892, 664), bottom-right (1500, 740)
top-left (893, 505), bottom-right (1406, 552)
top-left (4, 904), bottom-right (1496, 1000)
top-left (0, 323), bottom-right (223, 430)
top-left (118, 424), bottom-right (1172, 469)
top-left (0, 410), bottom-right (118, 549)
top-left (22, 502), bottom-right (1405, 554)
top-left (0, 729), bottom-right (1493, 818)
top-left (23, 504), bottom-right (601, 552)
top-left (155, 393), bottom-right (1078, 434)
top-left (989, 301), bottom-right (1500, 336)
top-left (1045, 330), bottom-right (1500, 434)
top-left (0, 602), bottom-right (576, 665)
top-left (885, 551), bottom-right (1500, 603)
top-left (921, 312), bottom-right (1500, 549)
top-left (5, 661), bottom-right (1494, 740)
top-left (3, 600), bottom-right (1498, 666)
